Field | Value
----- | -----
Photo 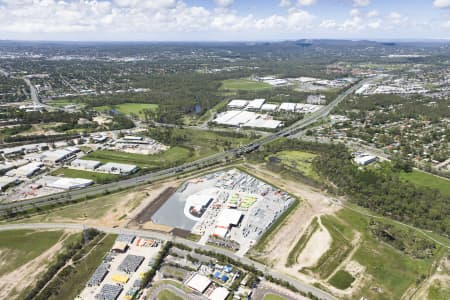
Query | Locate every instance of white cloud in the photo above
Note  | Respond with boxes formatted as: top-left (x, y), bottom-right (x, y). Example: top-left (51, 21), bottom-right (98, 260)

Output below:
top-left (433, 0), bottom-right (450, 8)
top-left (214, 0), bottom-right (234, 7)
top-left (297, 0), bottom-right (316, 6)
top-left (389, 12), bottom-right (407, 24)
top-left (279, 0), bottom-right (292, 7)
top-left (353, 0), bottom-right (370, 7)
top-left (368, 20), bottom-right (381, 29)
top-left (367, 10), bottom-right (379, 18)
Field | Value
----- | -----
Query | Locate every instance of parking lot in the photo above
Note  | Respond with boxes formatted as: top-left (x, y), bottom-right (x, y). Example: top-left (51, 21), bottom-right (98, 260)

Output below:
top-left (79, 234), bottom-right (162, 300)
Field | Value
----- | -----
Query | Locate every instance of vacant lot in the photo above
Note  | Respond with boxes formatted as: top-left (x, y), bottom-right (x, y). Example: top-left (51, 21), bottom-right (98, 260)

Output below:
top-left (263, 294), bottom-right (287, 300)
top-left (399, 170), bottom-right (450, 196)
top-left (328, 270), bottom-right (355, 290)
top-left (51, 167), bottom-right (121, 183)
top-left (94, 103), bottom-right (158, 119)
top-left (157, 289), bottom-right (184, 300)
top-left (270, 150), bottom-right (321, 182)
top-left (47, 234), bottom-right (116, 300)
top-left (85, 146), bottom-right (192, 170)
top-left (220, 79), bottom-right (271, 91)
top-left (0, 230), bottom-right (64, 276)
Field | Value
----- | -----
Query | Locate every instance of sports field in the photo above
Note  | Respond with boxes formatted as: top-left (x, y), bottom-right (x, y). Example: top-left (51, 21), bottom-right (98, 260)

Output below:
top-left (220, 79), bottom-right (271, 91)
top-left (94, 103), bottom-right (158, 119)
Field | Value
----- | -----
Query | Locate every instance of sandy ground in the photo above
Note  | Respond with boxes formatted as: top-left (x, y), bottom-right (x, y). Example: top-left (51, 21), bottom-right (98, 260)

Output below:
top-left (295, 217), bottom-right (332, 269)
top-left (0, 230), bottom-right (76, 299)
top-left (243, 164), bottom-right (339, 270)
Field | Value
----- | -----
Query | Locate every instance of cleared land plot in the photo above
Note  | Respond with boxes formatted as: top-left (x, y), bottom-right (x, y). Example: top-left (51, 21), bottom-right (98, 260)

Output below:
top-left (46, 234), bottom-right (116, 300)
top-left (269, 151), bottom-right (322, 183)
top-left (0, 230), bottom-right (64, 276)
top-left (220, 79), bottom-right (271, 91)
top-left (303, 215), bottom-right (353, 279)
top-left (84, 146), bottom-right (191, 170)
top-left (51, 168), bottom-right (121, 184)
top-left (335, 208), bottom-right (443, 300)
top-left (328, 270), bottom-right (355, 290)
top-left (286, 217), bottom-right (319, 267)
top-left (399, 170), bottom-right (450, 196)
top-left (94, 103), bottom-right (158, 119)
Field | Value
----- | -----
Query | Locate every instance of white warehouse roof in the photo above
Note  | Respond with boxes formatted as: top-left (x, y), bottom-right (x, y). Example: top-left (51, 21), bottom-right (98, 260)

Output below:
top-left (246, 98), bottom-right (265, 110)
top-left (354, 155), bottom-right (377, 166)
top-left (186, 274), bottom-right (211, 293)
top-left (97, 162), bottom-right (138, 174)
top-left (227, 99), bottom-right (248, 108)
top-left (208, 287), bottom-right (230, 300)
top-left (71, 159), bottom-right (101, 170)
top-left (216, 209), bottom-right (243, 228)
top-left (6, 162), bottom-right (43, 178)
top-left (47, 177), bottom-right (94, 190)
top-left (261, 104), bottom-right (278, 111)
top-left (279, 102), bottom-right (297, 111)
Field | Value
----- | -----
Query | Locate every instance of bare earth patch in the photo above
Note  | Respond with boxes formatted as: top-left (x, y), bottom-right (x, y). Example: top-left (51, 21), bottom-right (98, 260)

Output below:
top-left (295, 217), bottom-right (332, 269)
top-left (0, 230), bottom-right (76, 299)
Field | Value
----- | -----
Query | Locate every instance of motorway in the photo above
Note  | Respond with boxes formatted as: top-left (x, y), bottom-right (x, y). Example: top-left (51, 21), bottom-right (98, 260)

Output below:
top-left (0, 223), bottom-right (336, 300)
top-left (0, 76), bottom-right (379, 215)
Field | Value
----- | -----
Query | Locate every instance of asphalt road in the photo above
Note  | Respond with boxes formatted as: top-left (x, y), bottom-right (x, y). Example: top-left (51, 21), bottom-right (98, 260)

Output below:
top-left (0, 223), bottom-right (336, 300)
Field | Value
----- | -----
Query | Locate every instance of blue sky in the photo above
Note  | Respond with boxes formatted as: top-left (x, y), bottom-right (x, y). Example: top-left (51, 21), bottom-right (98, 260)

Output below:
top-left (0, 0), bottom-right (449, 41)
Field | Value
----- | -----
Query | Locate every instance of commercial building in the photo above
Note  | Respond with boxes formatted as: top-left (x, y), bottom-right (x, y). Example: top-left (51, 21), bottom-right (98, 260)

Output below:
top-left (354, 155), bottom-right (377, 166)
top-left (185, 274), bottom-right (212, 293)
top-left (70, 159), bottom-right (101, 171)
top-left (278, 102), bottom-right (297, 112)
top-left (6, 162), bottom-right (43, 178)
top-left (0, 176), bottom-right (20, 191)
top-left (227, 100), bottom-right (248, 109)
top-left (46, 176), bottom-right (94, 190)
top-left (245, 98), bottom-right (265, 110)
top-left (97, 162), bottom-right (139, 175)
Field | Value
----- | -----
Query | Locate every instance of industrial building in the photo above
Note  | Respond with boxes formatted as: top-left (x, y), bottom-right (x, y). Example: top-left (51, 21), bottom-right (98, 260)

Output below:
top-left (0, 176), bottom-right (21, 191)
top-left (261, 103), bottom-right (278, 111)
top-left (28, 147), bottom-right (80, 166)
top-left (97, 162), bottom-right (139, 175)
top-left (45, 176), bottom-right (94, 190)
top-left (278, 102), bottom-right (297, 112)
top-left (245, 98), bottom-right (266, 110)
top-left (6, 162), bottom-right (43, 178)
top-left (354, 155), bottom-right (377, 166)
top-left (227, 99), bottom-right (249, 109)
top-left (213, 110), bottom-right (283, 129)
top-left (185, 273), bottom-right (212, 293)
top-left (208, 287), bottom-right (230, 300)
top-left (70, 159), bottom-right (101, 171)
top-left (307, 94), bottom-right (326, 105)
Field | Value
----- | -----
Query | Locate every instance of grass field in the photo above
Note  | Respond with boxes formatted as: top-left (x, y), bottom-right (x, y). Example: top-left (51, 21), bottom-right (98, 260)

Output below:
top-left (334, 208), bottom-right (442, 300)
top-left (51, 168), bottom-right (121, 183)
top-left (48, 234), bottom-right (116, 300)
top-left (14, 188), bottom-right (145, 223)
top-left (270, 150), bottom-right (321, 183)
top-left (84, 146), bottom-right (192, 170)
top-left (305, 215), bottom-right (353, 279)
top-left (427, 280), bottom-right (450, 300)
top-left (157, 290), bottom-right (184, 300)
top-left (263, 294), bottom-right (287, 300)
top-left (220, 79), bottom-right (272, 91)
top-left (0, 230), bottom-right (64, 276)
top-left (286, 216), bottom-right (319, 267)
top-left (399, 170), bottom-right (450, 196)
top-left (94, 103), bottom-right (158, 119)
top-left (328, 270), bottom-right (355, 290)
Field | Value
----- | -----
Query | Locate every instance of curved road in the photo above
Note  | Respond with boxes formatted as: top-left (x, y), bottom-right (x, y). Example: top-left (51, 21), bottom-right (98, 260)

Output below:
top-left (0, 223), bottom-right (336, 300)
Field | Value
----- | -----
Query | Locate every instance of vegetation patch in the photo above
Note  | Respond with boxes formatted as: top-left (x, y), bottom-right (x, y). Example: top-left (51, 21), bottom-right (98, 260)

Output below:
top-left (427, 279), bottom-right (450, 300)
top-left (286, 217), bottom-right (319, 267)
top-left (157, 290), bottom-right (184, 300)
top-left (50, 168), bottom-right (121, 184)
top-left (399, 170), bottom-right (450, 197)
top-left (304, 215), bottom-right (353, 278)
top-left (220, 79), bottom-right (271, 91)
top-left (268, 150), bottom-right (322, 183)
top-left (262, 294), bottom-right (287, 300)
top-left (0, 230), bottom-right (64, 276)
top-left (84, 146), bottom-right (192, 170)
top-left (328, 270), bottom-right (355, 290)
top-left (94, 103), bottom-right (158, 119)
